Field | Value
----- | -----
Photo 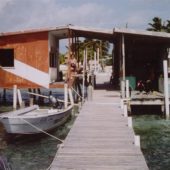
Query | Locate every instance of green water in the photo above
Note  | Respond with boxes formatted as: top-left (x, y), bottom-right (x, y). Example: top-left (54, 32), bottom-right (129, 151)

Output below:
top-left (133, 114), bottom-right (170, 170)
top-left (0, 105), bottom-right (78, 170)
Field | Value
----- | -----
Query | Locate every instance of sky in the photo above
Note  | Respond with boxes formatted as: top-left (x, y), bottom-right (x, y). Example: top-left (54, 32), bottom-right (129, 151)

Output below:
top-left (0, 0), bottom-right (170, 32)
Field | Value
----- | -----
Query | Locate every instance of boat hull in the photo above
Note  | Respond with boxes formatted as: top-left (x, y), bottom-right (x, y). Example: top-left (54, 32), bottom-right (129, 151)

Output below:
top-left (0, 106), bottom-right (73, 134)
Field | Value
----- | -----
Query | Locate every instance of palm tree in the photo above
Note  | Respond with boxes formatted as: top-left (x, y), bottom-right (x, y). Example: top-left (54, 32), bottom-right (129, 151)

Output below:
top-left (76, 38), bottom-right (110, 62)
top-left (147, 17), bottom-right (163, 32)
top-left (165, 20), bottom-right (170, 33)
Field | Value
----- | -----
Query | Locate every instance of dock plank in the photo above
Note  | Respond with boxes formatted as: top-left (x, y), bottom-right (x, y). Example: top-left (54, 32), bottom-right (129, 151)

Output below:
top-left (50, 76), bottom-right (148, 170)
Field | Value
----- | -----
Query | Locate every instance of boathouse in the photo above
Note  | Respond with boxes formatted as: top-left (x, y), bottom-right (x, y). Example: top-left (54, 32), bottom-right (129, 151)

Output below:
top-left (1, 25), bottom-right (170, 91)
top-left (0, 27), bottom-right (69, 89)
top-left (112, 28), bottom-right (170, 91)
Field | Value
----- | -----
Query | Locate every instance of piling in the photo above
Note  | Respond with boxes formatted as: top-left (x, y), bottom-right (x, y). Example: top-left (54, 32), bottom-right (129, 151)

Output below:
top-left (64, 83), bottom-right (68, 109)
top-left (163, 60), bottom-right (169, 118)
top-left (13, 85), bottom-right (17, 110)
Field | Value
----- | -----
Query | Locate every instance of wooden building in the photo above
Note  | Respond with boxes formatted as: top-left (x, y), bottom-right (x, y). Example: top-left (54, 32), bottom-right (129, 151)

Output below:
top-left (112, 28), bottom-right (170, 91)
top-left (1, 25), bottom-right (170, 90)
top-left (0, 27), bottom-right (69, 89)
top-left (0, 26), bottom-right (112, 89)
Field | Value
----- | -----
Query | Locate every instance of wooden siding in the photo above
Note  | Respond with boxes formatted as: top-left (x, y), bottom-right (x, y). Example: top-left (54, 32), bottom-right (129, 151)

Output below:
top-left (0, 67), bottom-right (41, 88)
top-left (0, 32), bottom-right (49, 88)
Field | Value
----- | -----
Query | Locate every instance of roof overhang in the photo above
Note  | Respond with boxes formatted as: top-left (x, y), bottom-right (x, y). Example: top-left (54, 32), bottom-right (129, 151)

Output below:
top-left (113, 28), bottom-right (170, 45)
top-left (1, 25), bottom-right (170, 45)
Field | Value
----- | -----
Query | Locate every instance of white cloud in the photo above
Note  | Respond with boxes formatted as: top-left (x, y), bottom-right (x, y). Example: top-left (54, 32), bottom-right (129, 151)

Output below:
top-left (0, 0), bottom-right (170, 32)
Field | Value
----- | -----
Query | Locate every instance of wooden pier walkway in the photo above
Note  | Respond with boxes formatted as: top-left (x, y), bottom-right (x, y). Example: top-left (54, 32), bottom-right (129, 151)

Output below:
top-left (50, 73), bottom-right (148, 170)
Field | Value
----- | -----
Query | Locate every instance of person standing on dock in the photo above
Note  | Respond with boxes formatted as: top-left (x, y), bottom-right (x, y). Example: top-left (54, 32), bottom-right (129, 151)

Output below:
top-left (65, 50), bottom-right (78, 88)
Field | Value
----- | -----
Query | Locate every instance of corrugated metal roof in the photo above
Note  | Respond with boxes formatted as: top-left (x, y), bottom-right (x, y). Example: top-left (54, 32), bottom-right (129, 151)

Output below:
top-left (113, 27), bottom-right (170, 38)
top-left (1, 25), bottom-right (170, 41)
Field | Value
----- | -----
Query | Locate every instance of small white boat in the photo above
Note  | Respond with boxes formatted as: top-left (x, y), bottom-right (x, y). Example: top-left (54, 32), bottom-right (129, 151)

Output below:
top-left (0, 105), bottom-right (73, 134)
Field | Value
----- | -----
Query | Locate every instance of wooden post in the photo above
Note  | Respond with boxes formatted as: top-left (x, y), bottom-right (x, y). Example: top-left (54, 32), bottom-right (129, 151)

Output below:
top-left (134, 135), bottom-right (140, 147)
top-left (13, 85), bottom-right (17, 110)
top-left (97, 47), bottom-right (100, 71)
top-left (123, 104), bottom-right (128, 117)
top-left (2, 89), bottom-right (6, 103)
top-left (85, 47), bottom-right (87, 70)
top-left (94, 51), bottom-right (97, 73)
top-left (87, 84), bottom-right (93, 101)
top-left (126, 79), bottom-right (129, 98)
top-left (17, 89), bottom-right (22, 108)
top-left (122, 34), bottom-right (125, 81)
top-left (120, 99), bottom-right (124, 109)
top-left (121, 80), bottom-right (125, 98)
top-left (128, 117), bottom-right (132, 128)
top-left (64, 83), bottom-right (68, 109)
top-left (68, 88), bottom-right (74, 105)
top-left (82, 50), bottom-right (86, 102)
top-left (163, 60), bottom-right (169, 118)
top-left (28, 89), bottom-right (33, 106)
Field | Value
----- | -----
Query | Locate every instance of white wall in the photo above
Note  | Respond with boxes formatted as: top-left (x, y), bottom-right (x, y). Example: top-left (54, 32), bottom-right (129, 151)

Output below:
top-left (48, 33), bottom-right (59, 82)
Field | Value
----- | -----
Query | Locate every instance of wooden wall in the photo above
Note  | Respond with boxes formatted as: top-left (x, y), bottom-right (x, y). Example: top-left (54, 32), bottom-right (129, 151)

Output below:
top-left (0, 32), bottom-right (49, 88)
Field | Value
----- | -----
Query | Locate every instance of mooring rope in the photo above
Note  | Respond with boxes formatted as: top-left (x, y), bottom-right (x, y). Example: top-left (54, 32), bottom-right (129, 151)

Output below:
top-left (71, 87), bottom-right (83, 99)
top-left (20, 118), bottom-right (64, 143)
top-left (27, 92), bottom-right (72, 104)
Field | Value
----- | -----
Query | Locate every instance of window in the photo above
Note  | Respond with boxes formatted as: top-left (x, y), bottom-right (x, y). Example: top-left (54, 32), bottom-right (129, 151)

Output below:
top-left (0, 49), bottom-right (14, 67)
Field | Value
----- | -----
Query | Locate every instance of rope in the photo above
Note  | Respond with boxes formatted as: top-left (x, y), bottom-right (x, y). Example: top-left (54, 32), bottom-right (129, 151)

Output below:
top-left (27, 92), bottom-right (72, 104)
top-left (20, 117), bottom-right (64, 143)
top-left (71, 87), bottom-right (83, 99)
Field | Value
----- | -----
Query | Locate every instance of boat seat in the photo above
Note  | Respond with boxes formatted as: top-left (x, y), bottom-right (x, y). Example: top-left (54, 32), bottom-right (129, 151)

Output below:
top-left (1, 105), bottom-right (39, 117)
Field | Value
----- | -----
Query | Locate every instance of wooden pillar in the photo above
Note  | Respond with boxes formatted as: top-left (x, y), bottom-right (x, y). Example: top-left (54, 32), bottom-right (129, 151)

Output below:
top-left (97, 47), bottom-right (100, 71)
top-left (134, 135), bottom-right (140, 147)
top-left (126, 80), bottom-right (130, 98)
top-left (13, 85), bottom-right (17, 110)
top-left (121, 80), bottom-right (125, 98)
top-left (163, 60), bottom-right (169, 118)
top-left (17, 89), bottom-right (22, 108)
top-left (2, 88), bottom-right (6, 103)
top-left (122, 34), bottom-right (126, 81)
top-left (128, 117), bottom-right (132, 128)
top-left (87, 84), bottom-right (93, 101)
top-left (68, 88), bottom-right (74, 105)
top-left (113, 40), bottom-right (120, 87)
top-left (28, 88), bottom-right (33, 106)
top-left (64, 83), bottom-right (68, 109)
top-left (82, 50), bottom-right (85, 101)
top-left (85, 47), bottom-right (87, 70)
top-left (123, 104), bottom-right (128, 117)
top-left (94, 51), bottom-right (97, 73)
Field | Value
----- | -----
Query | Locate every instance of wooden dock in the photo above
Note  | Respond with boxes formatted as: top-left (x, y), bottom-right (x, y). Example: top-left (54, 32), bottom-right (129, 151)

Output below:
top-left (50, 73), bottom-right (148, 170)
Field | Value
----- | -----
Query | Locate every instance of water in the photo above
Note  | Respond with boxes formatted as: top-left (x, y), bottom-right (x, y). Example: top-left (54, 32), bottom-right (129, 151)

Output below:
top-left (2, 88), bottom-right (170, 170)
top-left (133, 114), bottom-right (170, 170)
top-left (0, 88), bottom-right (79, 170)
top-left (0, 106), bottom-right (78, 170)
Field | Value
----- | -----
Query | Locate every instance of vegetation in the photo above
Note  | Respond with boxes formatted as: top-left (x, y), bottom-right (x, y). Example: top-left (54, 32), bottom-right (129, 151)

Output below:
top-left (61, 38), bottom-right (111, 64)
top-left (59, 53), bottom-right (65, 64)
top-left (147, 17), bottom-right (170, 33)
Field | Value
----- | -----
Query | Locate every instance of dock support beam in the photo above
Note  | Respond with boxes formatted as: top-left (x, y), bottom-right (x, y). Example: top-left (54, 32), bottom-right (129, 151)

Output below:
top-left (17, 89), bottom-right (23, 108)
top-left (87, 84), bottom-right (93, 101)
top-left (13, 85), bottom-right (17, 110)
top-left (126, 80), bottom-right (130, 98)
top-left (128, 117), bottom-right (132, 128)
top-left (64, 83), bottom-right (68, 109)
top-left (123, 104), bottom-right (128, 117)
top-left (68, 88), bottom-right (74, 105)
top-left (134, 135), bottom-right (140, 147)
top-left (163, 60), bottom-right (169, 118)
top-left (121, 80), bottom-right (125, 99)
